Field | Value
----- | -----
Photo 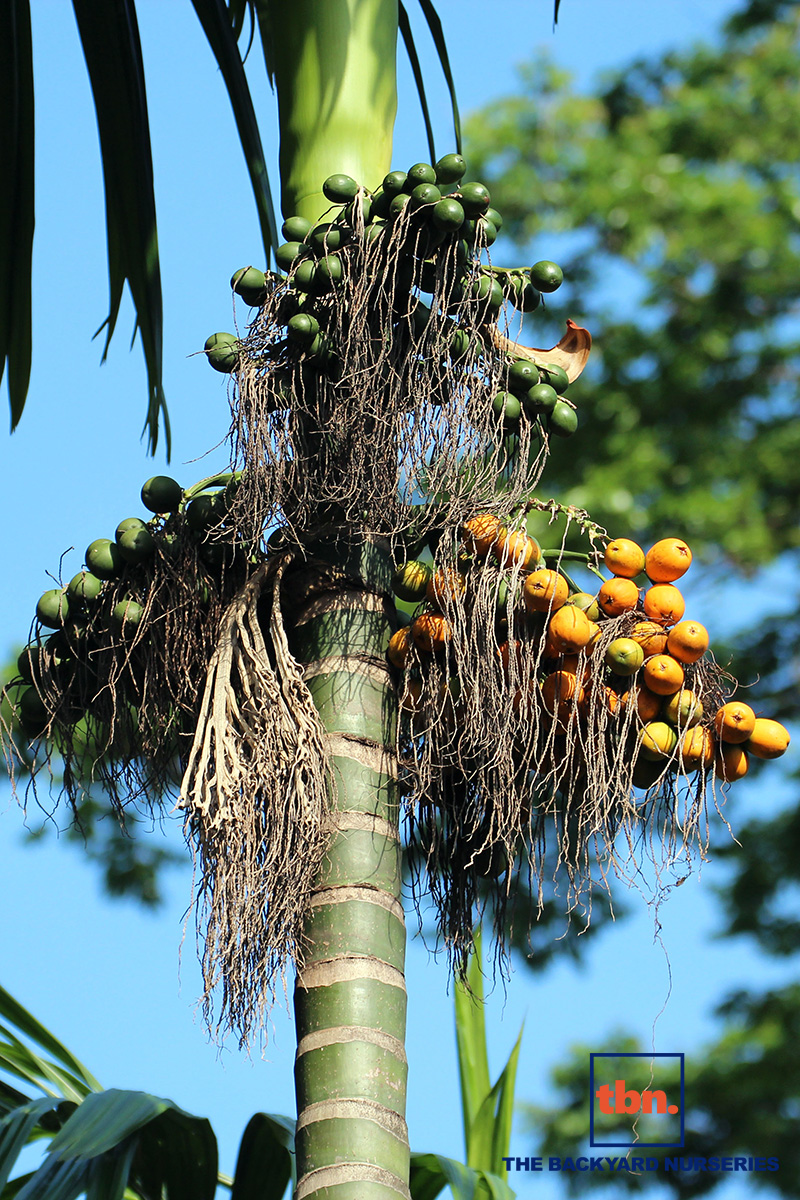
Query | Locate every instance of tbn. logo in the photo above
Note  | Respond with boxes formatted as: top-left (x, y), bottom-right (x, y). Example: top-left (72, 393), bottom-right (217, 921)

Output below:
top-left (589, 1053), bottom-right (685, 1149)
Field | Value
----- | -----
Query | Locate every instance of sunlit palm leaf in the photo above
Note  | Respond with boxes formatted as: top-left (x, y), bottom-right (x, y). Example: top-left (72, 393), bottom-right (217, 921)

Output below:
top-left (0, 985), bottom-right (100, 1100)
top-left (71, 0), bottom-right (169, 457)
top-left (0, 0), bottom-right (34, 433)
top-left (189, 0), bottom-right (279, 263)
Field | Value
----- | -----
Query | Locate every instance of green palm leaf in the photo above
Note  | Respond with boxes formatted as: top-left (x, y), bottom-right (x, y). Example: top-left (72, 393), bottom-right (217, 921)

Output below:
top-left (0, 0), bottom-right (34, 433)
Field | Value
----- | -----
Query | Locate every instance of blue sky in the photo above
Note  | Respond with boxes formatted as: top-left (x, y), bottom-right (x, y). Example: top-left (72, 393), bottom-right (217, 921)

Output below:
top-left (1, 2), bottom-right (794, 1198)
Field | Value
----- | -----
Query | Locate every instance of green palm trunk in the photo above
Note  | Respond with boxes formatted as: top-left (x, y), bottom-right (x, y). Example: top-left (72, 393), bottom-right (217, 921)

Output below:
top-left (287, 538), bottom-right (407, 1199)
top-left (264, 4), bottom-right (406, 1194)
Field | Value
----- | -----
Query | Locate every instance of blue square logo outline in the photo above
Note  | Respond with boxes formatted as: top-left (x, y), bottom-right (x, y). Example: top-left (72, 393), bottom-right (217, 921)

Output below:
top-left (589, 1052), bottom-right (685, 1148)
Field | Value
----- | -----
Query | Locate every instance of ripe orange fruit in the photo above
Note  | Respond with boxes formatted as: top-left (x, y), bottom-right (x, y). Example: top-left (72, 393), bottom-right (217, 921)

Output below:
top-left (620, 684), bottom-right (662, 723)
top-left (642, 654), bottom-right (685, 695)
top-left (666, 620), bottom-right (709, 663)
top-left (492, 528), bottom-right (542, 571)
top-left (643, 584), bottom-right (685, 626)
top-left (714, 701), bottom-right (756, 744)
top-left (541, 669), bottom-right (583, 713)
top-left (523, 568), bottom-right (569, 613)
top-left (597, 576), bottom-right (640, 617)
top-left (663, 688), bottom-right (704, 728)
top-left (547, 605), bottom-right (595, 653)
top-left (604, 538), bottom-right (646, 579)
top-left (604, 637), bottom-right (644, 676)
top-left (645, 537), bottom-right (692, 583)
top-left (680, 726), bottom-right (715, 771)
top-left (461, 513), bottom-right (503, 557)
top-left (639, 721), bottom-right (678, 760)
top-left (512, 679), bottom-right (537, 715)
top-left (746, 717), bottom-right (791, 760)
top-left (715, 743), bottom-right (749, 782)
top-left (387, 625), bottom-right (413, 668)
top-left (411, 611), bottom-right (453, 652)
top-left (399, 678), bottom-right (424, 713)
top-left (426, 567), bottom-right (466, 606)
top-left (498, 639), bottom-right (524, 674)
top-left (630, 620), bottom-right (669, 658)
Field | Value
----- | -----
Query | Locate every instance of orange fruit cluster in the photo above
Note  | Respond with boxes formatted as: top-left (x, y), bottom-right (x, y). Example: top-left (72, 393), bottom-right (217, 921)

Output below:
top-left (389, 520), bottom-right (790, 787)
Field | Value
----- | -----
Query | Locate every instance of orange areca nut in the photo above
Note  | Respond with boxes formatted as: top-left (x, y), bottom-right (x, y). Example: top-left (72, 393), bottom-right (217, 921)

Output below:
top-left (411, 611), bottom-right (452, 653)
top-left (642, 654), bottom-right (685, 695)
top-left (604, 537), bottom-right (646, 579)
top-left (639, 721), bottom-right (679, 760)
top-left (681, 726), bottom-right (715, 770)
top-left (663, 688), bottom-right (704, 728)
top-left (387, 625), bottom-right (413, 668)
top-left (666, 619), bottom-right (709, 664)
top-left (523, 568), bottom-right (569, 613)
top-left (746, 718), bottom-right (791, 760)
top-left (630, 620), bottom-right (669, 658)
top-left (645, 537), bottom-right (693, 583)
top-left (714, 701), bottom-right (756, 744)
top-left (492, 527), bottom-right (542, 571)
top-left (399, 678), bottom-right (424, 713)
top-left (426, 567), bottom-right (466, 606)
top-left (620, 684), bottom-right (662, 723)
top-left (461, 513), bottom-right (503, 557)
top-left (597, 576), bottom-right (640, 617)
top-left (643, 584), bottom-right (686, 626)
top-left (716, 743), bottom-right (750, 782)
top-left (498, 639), bottom-right (524, 674)
top-left (547, 605), bottom-right (595, 653)
top-left (541, 669), bottom-right (583, 718)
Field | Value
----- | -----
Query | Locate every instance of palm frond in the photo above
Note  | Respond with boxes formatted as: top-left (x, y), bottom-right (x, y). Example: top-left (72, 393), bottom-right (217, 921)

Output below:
top-left (0, 0), bottom-right (34, 433)
top-left (413, 0), bottom-right (462, 153)
top-left (71, 0), bottom-right (169, 457)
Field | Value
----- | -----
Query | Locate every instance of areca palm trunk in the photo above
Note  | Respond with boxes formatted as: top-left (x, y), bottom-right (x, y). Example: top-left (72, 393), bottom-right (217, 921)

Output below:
top-left (262, 3), bottom-right (409, 1196)
top-left (287, 540), bottom-right (407, 1199)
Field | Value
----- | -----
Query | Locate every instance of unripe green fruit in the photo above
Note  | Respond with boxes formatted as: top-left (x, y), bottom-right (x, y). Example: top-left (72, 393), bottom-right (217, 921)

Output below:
top-left (115, 517), bottom-right (147, 540)
top-left (186, 495), bottom-right (217, 532)
top-left (322, 173), bottom-right (359, 203)
top-left (459, 181), bottom-right (491, 217)
top-left (281, 215), bottom-right (312, 241)
top-left (111, 599), bottom-right (144, 636)
top-left (410, 182), bottom-right (441, 208)
top-left (141, 476), bottom-right (183, 513)
top-left (68, 571), bottom-right (103, 603)
top-left (450, 327), bottom-right (471, 359)
top-left (548, 399), bottom-right (579, 438)
top-left (316, 254), bottom-right (343, 285)
top-left (523, 382), bottom-right (559, 416)
top-left (605, 637), bottom-right (644, 675)
top-left (19, 686), bottom-right (48, 727)
top-left (204, 332), bottom-right (239, 373)
top-left (508, 359), bottom-right (539, 393)
top-left (389, 193), bottom-right (410, 218)
top-left (406, 162), bottom-right (436, 187)
top-left (492, 391), bottom-right (521, 424)
top-left (382, 170), bottom-right (407, 196)
top-left (435, 153), bottom-right (466, 184)
top-left (432, 197), bottom-right (465, 232)
top-left (307, 223), bottom-right (345, 253)
top-left (230, 266), bottom-right (266, 296)
top-left (86, 539), bottom-right (124, 580)
top-left (275, 241), bottom-right (304, 271)
top-left (530, 260), bottom-right (564, 292)
top-left (36, 589), bottom-right (70, 629)
top-left (517, 283), bottom-right (541, 313)
top-left (293, 259), bottom-right (318, 292)
top-left (117, 526), bottom-right (156, 563)
top-left (287, 312), bottom-right (320, 346)
top-left (539, 362), bottom-right (570, 393)
top-left (485, 206), bottom-right (503, 231)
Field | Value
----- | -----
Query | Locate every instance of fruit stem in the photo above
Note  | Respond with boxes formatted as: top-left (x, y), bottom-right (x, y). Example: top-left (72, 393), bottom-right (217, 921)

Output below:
top-left (181, 471), bottom-right (242, 505)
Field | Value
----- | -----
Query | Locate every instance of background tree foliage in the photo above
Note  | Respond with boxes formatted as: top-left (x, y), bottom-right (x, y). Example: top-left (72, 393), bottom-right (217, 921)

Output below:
top-left (466, 3), bottom-right (800, 1189)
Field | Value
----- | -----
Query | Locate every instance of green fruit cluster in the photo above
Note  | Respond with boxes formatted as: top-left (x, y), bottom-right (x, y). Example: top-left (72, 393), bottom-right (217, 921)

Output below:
top-left (205, 153), bottom-right (566, 402)
top-left (492, 358), bottom-right (578, 439)
top-left (14, 472), bottom-right (247, 742)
